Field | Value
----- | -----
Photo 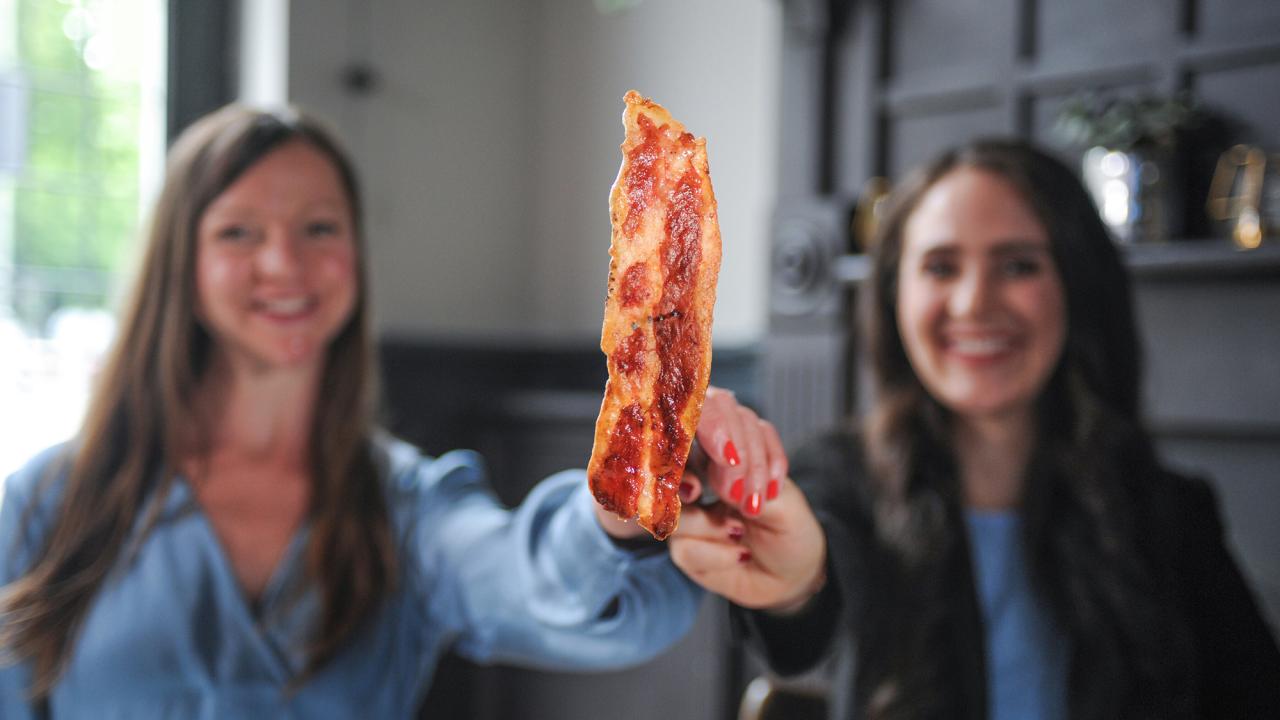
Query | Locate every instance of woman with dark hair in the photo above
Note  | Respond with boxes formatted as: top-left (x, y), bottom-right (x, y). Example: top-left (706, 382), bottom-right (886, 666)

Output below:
top-left (0, 104), bottom-right (786, 717)
top-left (671, 139), bottom-right (1280, 718)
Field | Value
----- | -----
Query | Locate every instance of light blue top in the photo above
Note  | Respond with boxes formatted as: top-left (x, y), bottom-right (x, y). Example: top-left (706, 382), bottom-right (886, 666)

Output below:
top-left (964, 509), bottom-right (1069, 720)
top-left (0, 438), bottom-right (701, 719)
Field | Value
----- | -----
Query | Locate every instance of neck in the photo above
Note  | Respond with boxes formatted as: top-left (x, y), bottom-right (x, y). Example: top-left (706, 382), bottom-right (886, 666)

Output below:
top-left (193, 350), bottom-right (321, 466)
top-left (953, 409), bottom-right (1036, 510)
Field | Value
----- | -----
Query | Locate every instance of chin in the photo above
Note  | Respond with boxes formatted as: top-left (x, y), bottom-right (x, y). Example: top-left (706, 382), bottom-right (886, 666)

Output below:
top-left (949, 396), bottom-right (1034, 421)
top-left (238, 341), bottom-right (325, 373)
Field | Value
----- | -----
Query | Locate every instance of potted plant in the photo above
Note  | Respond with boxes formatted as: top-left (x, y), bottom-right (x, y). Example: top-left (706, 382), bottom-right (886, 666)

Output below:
top-left (1054, 92), bottom-right (1203, 243)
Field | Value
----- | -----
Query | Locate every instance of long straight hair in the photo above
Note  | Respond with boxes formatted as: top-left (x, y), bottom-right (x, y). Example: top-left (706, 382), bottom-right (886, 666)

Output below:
top-left (860, 139), bottom-right (1193, 718)
top-left (0, 105), bottom-right (396, 696)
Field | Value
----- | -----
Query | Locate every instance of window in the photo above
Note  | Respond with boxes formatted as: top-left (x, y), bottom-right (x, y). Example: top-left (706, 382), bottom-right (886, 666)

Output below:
top-left (1, 0), bottom-right (166, 482)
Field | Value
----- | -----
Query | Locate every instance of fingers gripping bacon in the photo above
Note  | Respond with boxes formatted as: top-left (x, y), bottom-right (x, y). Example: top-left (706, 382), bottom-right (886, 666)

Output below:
top-left (587, 91), bottom-right (722, 540)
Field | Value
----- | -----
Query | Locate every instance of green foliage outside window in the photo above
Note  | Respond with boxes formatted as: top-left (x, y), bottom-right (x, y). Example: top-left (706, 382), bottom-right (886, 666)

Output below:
top-left (7, 0), bottom-right (153, 333)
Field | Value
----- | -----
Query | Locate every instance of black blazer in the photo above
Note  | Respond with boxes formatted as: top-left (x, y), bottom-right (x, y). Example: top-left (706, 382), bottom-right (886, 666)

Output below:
top-left (738, 432), bottom-right (1280, 720)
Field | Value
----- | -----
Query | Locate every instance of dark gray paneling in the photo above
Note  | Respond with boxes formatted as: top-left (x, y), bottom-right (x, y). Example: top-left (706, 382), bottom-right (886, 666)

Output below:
top-left (888, 0), bottom-right (1009, 88)
top-left (778, 30), bottom-right (828, 199)
top-left (1197, 0), bottom-right (1280, 42)
top-left (1191, 58), bottom-right (1280, 148)
top-left (1135, 278), bottom-right (1280, 428)
top-left (888, 105), bottom-right (1008, 178)
top-left (166, 0), bottom-right (235, 142)
top-left (473, 390), bottom-right (599, 503)
top-left (1036, 0), bottom-right (1174, 69)
top-left (830, 0), bottom-right (878, 196)
top-left (484, 598), bottom-right (733, 720)
top-left (762, 332), bottom-right (849, 448)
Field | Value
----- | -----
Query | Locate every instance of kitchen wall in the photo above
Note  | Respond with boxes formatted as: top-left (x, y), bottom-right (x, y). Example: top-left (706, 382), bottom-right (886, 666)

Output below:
top-left (288, 0), bottom-right (780, 347)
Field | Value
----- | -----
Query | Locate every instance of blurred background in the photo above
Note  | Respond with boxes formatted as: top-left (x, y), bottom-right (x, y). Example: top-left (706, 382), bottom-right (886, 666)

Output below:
top-left (1, 1), bottom-right (1277, 718)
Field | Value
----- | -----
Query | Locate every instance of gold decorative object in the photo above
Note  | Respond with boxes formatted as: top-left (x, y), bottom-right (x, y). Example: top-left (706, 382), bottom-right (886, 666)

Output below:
top-left (1208, 144), bottom-right (1270, 249)
top-left (1234, 207), bottom-right (1262, 250)
top-left (853, 176), bottom-right (890, 252)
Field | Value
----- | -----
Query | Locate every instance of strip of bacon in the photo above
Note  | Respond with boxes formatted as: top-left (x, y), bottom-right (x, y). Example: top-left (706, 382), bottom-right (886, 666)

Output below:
top-left (587, 91), bottom-right (722, 540)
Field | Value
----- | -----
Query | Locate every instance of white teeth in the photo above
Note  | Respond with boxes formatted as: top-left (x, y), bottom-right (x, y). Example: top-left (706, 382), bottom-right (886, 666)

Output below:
top-left (260, 297), bottom-right (309, 314)
top-left (951, 337), bottom-right (1010, 355)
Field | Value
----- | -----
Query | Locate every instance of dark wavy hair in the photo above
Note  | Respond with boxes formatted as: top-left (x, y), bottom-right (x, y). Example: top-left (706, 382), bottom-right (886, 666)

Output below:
top-left (0, 105), bottom-right (395, 696)
top-left (859, 139), bottom-right (1193, 718)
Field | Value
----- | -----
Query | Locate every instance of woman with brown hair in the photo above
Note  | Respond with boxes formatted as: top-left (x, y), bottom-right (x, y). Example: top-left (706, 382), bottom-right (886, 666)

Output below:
top-left (671, 139), bottom-right (1280, 718)
top-left (0, 104), bottom-right (786, 717)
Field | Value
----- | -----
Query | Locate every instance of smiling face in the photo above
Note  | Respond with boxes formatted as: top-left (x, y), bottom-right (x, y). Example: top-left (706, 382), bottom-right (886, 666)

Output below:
top-left (195, 140), bottom-right (358, 374)
top-left (895, 167), bottom-right (1067, 423)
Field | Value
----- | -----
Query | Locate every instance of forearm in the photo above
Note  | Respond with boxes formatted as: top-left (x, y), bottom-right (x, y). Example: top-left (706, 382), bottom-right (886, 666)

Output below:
top-left (443, 470), bottom-right (702, 669)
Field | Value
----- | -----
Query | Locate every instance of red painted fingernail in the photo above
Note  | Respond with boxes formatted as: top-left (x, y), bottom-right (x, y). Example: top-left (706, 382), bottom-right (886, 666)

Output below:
top-left (728, 526), bottom-right (744, 541)
top-left (729, 478), bottom-right (745, 502)
top-left (679, 480), bottom-right (695, 503)
top-left (738, 550), bottom-right (752, 564)
top-left (724, 440), bottom-right (740, 466)
top-left (766, 479), bottom-right (779, 501)
top-left (746, 492), bottom-right (762, 515)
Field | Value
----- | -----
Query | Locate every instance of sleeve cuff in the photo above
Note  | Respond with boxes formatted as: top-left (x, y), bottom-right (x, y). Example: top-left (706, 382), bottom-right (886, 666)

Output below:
top-left (734, 554), bottom-right (843, 677)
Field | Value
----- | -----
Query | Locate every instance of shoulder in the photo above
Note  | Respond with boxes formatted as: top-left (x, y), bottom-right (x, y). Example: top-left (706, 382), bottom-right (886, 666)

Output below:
top-left (1130, 464), bottom-right (1240, 590)
top-left (1139, 467), bottom-right (1280, 702)
top-left (2, 442), bottom-right (74, 522)
top-left (1, 442), bottom-right (75, 578)
top-left (1144, 464), bottom-right (1214, 503)
top-left (1134, 465), bottom-right (1221, 538)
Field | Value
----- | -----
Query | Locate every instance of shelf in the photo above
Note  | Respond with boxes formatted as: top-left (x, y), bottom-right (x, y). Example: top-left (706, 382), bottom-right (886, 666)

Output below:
top-left (1122, 240), bottom-right (1280, 280)
top-left (831, 241), bottom-right (1280, 286)
top-left (1149, 417), bottom-right (1280, 443)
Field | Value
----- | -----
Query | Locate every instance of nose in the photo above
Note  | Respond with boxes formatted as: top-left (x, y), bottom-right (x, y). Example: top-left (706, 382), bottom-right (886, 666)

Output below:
top-left (256, 225), bottom-right (303, 281)
top-left (949, 266), bottom-right (993, 318)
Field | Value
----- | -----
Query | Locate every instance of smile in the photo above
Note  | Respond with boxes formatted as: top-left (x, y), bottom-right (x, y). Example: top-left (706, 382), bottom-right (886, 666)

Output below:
top-left (253, 296), bottom-right (317, 319)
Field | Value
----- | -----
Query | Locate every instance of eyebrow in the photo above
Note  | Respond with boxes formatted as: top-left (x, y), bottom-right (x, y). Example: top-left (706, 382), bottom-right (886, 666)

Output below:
top-left (913, 238), bottom-right (1049, 255)
top-left (201, 199), bottom-right (348, 220)
top-left (989, 239), bottom-right (1051, 254)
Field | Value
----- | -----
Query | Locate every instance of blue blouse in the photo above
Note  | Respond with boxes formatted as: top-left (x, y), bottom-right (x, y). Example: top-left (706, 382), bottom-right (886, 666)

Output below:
top-left (0, 438), bottom-right (702, 718)
top-left (965, 509), bottom-right (1069, 720)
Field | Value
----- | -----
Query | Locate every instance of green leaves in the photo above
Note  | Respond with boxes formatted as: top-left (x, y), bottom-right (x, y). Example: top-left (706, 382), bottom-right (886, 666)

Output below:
top-left (1053, 92), bottom-right (1202, 152)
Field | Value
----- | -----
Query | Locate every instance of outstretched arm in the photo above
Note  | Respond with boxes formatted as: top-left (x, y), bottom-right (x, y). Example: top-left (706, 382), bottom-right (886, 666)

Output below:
top-left (401, 449), bottom-right (700, 672)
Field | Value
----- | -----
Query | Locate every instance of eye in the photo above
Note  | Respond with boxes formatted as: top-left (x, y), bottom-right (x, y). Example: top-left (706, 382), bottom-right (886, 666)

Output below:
top-left (999, 256), bottom-right (1042, 277)
top-left (305, 220), bottom-right (341, 238)
top-left (922, 257), bottom-right (957, 279)
top-left (215, 224), bottom-right (255, 242)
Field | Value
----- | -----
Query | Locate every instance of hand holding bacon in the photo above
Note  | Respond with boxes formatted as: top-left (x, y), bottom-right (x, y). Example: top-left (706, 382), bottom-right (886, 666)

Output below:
top-left (668, 460), bottom-right (828, 613)
top-left (659, 389), bottom-right (825, 613)
top-left (591, 386), bottom-right (790, 542)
